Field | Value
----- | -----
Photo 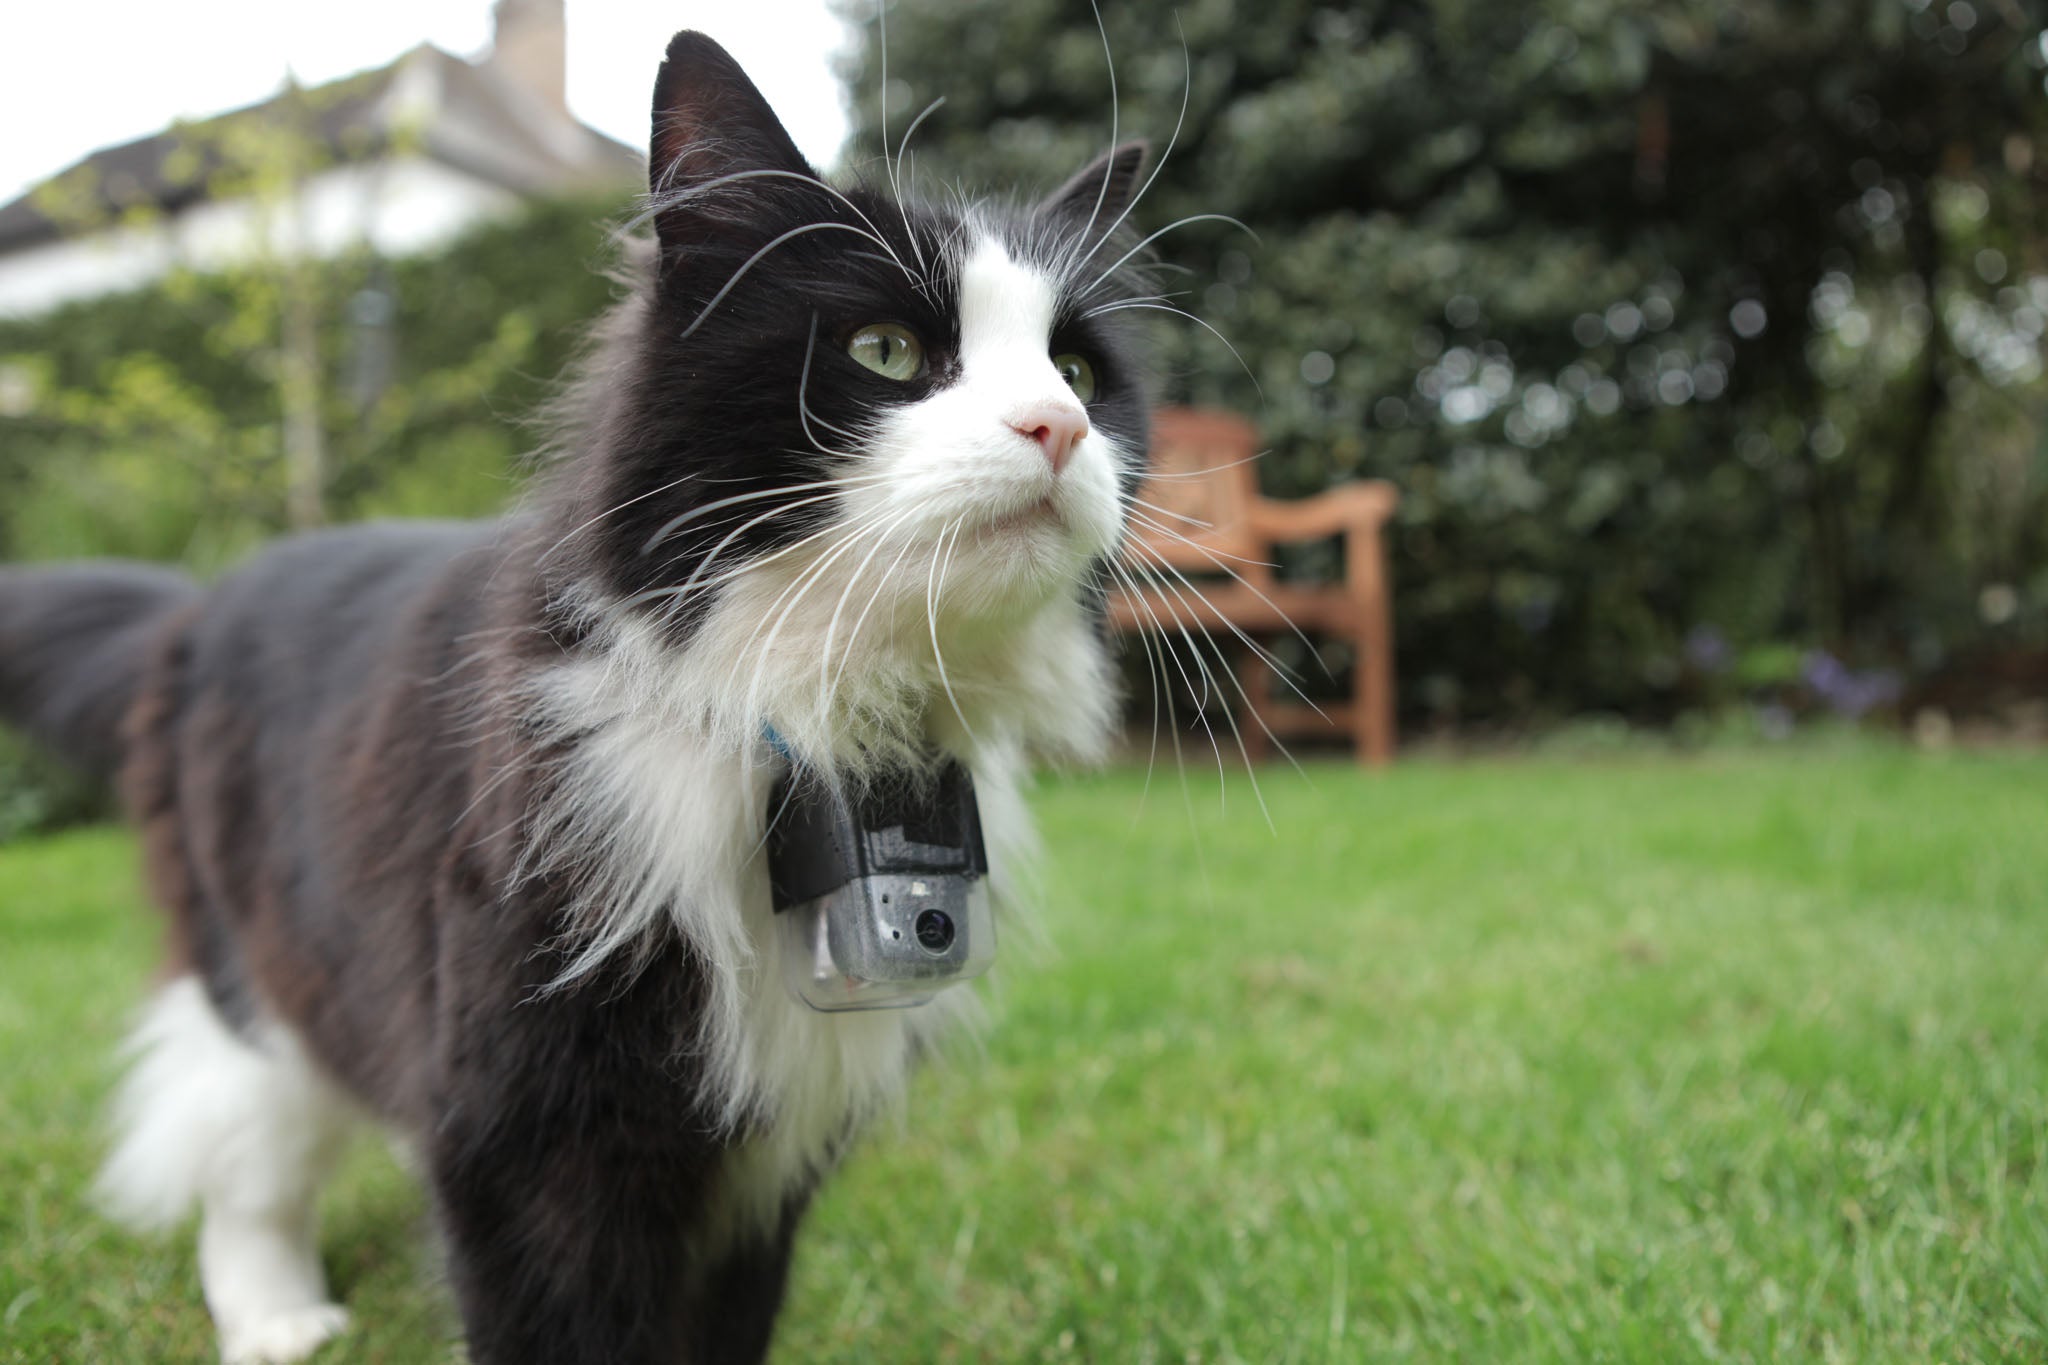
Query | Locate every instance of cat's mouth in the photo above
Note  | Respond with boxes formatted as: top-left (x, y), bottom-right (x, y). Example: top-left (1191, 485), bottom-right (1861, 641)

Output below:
top-left (974, 495), bottom-right (1062, 539)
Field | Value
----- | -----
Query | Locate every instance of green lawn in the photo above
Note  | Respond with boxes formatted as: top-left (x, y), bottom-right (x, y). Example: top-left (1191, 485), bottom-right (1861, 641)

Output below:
top-left (3, 746), bottom-right (2045, 1363)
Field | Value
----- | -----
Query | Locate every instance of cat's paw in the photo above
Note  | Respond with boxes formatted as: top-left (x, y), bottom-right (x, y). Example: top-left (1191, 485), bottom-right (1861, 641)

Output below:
top-left (219, 1303), bottom-right (350, 1364)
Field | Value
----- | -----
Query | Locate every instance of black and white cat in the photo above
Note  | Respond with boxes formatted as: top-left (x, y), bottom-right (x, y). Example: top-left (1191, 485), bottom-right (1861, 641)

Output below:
top-left (0, 31), bottom-right (1155, 1365)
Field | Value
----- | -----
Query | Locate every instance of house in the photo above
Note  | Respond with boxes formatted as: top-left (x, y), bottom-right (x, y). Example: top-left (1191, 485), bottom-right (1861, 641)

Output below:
top-left (0, 0), bottom-right (640, 317)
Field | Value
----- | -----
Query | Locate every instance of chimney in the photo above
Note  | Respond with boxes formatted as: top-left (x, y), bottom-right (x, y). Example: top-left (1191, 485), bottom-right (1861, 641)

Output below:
top-left (488, 0), bottom-right (567, 112)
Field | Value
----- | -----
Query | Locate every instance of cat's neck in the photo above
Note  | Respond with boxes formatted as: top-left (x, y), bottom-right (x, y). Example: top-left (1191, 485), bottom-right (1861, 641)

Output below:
top-left (512, 563), bottom-right (1113, 783)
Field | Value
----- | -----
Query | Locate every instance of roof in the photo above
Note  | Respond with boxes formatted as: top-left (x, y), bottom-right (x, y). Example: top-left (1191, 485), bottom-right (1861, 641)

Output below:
top-left (0, 44), bottom-right (642, 253)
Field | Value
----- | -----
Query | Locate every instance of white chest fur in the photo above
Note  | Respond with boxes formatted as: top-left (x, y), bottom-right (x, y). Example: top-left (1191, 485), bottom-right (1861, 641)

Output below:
top-left (522, 590), bottom-right (1098, 1234)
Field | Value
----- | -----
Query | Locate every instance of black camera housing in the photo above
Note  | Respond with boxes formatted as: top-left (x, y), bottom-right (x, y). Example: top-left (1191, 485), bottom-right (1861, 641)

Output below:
top-left (767, 759), bottom-right (994, 1010)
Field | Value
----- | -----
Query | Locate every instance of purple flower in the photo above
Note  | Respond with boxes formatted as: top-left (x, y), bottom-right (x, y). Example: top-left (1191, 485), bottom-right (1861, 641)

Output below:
top-left (1802, 650), bottom-right (1847, 694)
top-left (1831, 668), bottom-right (1903, 718)
top-left (1684, 625), bottom-right (1731, 673)
top-left (1800, 650), bottom-right (1903, 718)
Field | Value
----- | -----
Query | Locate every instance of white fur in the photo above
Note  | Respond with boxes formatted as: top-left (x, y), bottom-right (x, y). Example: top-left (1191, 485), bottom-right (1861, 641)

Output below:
top-left (850, 235), bottom-right (1128, 584)
top-left (101, 978), bottom-right (354, 1363)
top-left (524, 232), bottom-right (1123, 1231)
top-left (526, 602), bottom-right (1105, 1231)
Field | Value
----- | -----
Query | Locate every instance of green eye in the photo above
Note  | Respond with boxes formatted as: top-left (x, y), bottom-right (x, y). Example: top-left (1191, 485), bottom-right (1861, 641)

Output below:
top-left (848, 323), bottom-right (925, 381)
top-left (1054, 353), bottom-right (1097, 404)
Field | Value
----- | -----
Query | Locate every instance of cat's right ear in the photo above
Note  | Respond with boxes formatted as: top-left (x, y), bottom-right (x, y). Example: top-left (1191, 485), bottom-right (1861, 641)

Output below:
top-left (1038, 141), bottom-right (1150, 232)
top-left (649, 32), bottom-right (818, 248)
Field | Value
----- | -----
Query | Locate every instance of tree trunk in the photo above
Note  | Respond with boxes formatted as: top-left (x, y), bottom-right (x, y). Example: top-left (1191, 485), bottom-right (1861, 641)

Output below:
top-left (280, 261), bottom-right (325, 529)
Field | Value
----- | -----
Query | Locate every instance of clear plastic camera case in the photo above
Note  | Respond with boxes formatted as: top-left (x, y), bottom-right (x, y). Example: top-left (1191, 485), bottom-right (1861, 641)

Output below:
top-left (778, 873), bottom-right (996, 1012)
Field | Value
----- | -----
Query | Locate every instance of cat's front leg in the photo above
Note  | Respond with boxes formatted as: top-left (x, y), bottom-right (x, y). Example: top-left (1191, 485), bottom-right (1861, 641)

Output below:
top-left (428, 1105), bottom-right (716, 1365)
top-left (682, 1203), bottom-right (808, 1365)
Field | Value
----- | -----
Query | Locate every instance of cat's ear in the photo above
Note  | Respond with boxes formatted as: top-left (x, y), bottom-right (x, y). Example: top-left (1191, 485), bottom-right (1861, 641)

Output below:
top-left (649, 31), bottom-right (817, 243)
top-left (1038, 142), bottom-right (1150, 229)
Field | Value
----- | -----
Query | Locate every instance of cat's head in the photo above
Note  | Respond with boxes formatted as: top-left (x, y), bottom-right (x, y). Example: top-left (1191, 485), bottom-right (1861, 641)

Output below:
top-left (553, 32), bottom-right (1153, 706)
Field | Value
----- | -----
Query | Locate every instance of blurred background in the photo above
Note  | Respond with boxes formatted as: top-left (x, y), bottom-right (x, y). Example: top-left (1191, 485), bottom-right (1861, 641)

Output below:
top-left (1, 0), bottom-right (2044, 831)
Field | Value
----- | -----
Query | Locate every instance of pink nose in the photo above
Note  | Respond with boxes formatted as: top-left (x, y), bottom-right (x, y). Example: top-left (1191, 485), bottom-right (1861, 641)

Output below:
top-left (1010, 403), bottom-right (1089, 473)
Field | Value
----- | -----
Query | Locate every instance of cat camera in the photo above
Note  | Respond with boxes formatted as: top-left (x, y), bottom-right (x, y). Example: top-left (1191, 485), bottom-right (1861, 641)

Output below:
top-left (767, 758), bottom-right (995, 1012)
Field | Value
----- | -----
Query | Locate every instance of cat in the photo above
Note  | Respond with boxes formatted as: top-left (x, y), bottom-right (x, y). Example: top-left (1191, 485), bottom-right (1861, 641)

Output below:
top-left (0, 30), bottom-right (1157, 1365)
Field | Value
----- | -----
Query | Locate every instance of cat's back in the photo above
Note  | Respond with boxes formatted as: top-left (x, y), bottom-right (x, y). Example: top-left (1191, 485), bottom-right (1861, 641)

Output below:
top-left (117, 518), bottom-right (534, 1114)
top-left (182, 519), bottom-right (510, 711)
top-left (145, 516), bottom-right (531, 859)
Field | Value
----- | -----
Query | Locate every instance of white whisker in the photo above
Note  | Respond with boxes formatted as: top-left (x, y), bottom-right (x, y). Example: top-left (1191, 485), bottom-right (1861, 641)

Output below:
top-left (625, 492), bottom-right (856, 610)
top-left (1119, 534), bottom-right (1323, 711)
top-left (1081, 214), bottom-right (1258, 301)
top-left (1067, 17), bottom-right (1193, 280)
top-left (1079, 291), bottom-right (1190, 317)
top-left (926, 518), bottom-right (978, 748)
top-left (635, 167), bottom-right (919, 287)
top-left (817, 510), bottom-right (925, 699)
top-left (1122, 452), bottom-right (1265, 482)
top-left (1126, 498), bottom-right (1280, 568)
top-left (680, 220), bottom-right (907, 343)
top-left (1131, 557), bottom-right (1298, 814)
top-left (1087, 301), bottom-right (1264, 396)
top-left (1120, 509), bottom-right (1331, 683)
top-left (540, 473), bottom-right (696, 566)
top-left (1098, 555), bottom-right (1169, 808)
top-left (824, 534), bottom-right (922, 717)
top-left (799, 316), bottom-right (868, 451)
top-left (640, 473), bottom-right (888, 557)
top-left (739, 506), bottom-right (925, 729)
top-left (893, 96), bottom-right (948, 279)
top-left (1063, 0), bottom-right (1121, 278)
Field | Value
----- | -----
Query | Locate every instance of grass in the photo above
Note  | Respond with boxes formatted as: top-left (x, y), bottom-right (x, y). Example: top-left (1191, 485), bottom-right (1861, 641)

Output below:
top-left (2, 743), bottom-right (2045, 1363)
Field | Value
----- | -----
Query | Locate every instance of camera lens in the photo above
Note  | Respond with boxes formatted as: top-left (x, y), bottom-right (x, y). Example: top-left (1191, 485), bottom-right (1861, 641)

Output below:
top-left (914, 909), bottom-right (955, 954)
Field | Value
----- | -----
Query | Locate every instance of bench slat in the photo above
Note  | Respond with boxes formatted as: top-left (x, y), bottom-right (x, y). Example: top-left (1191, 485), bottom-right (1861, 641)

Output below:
top-left (1105, 407), bottom-right (1399, 765)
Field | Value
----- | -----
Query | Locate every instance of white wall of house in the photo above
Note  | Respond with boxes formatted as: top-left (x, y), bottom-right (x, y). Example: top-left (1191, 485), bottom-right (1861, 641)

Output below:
top-left (0, 155), bottom-right (523, 317)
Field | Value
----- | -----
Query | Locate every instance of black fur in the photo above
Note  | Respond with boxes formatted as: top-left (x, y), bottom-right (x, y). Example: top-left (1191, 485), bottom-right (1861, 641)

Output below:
top-left (0, 562), bottom-right (197, 782)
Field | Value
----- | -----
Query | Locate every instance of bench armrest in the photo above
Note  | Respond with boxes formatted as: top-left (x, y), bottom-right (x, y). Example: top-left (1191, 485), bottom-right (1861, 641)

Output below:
top-left (1244, 480), bottom-right (1399, 544)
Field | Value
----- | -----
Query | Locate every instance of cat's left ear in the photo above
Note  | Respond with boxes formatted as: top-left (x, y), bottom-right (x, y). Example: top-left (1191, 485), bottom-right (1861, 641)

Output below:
top-left (648, 31), bottom-right (819, 247)
top-left (1038, 142), bottom-right (1150, 229)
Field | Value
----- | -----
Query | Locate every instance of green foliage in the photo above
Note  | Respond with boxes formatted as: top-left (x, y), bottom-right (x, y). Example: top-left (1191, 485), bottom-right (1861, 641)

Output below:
top-left (0, 192), bottom-right (628, 567)
top-left (4, 751), bottom-right (2046, 1359)
top-left (0, 733), bottom-right (104, 844)
top-left (838, 0), bottom-right (2048, 723)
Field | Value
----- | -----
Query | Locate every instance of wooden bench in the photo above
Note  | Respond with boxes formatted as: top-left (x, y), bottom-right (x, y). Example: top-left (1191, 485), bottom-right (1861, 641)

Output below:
top-left (1104, 407), bottom-right (1400, 766)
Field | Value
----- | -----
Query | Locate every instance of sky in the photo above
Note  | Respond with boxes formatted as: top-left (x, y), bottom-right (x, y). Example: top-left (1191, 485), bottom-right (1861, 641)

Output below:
top-left (0, 0), bottom-right (858, 207)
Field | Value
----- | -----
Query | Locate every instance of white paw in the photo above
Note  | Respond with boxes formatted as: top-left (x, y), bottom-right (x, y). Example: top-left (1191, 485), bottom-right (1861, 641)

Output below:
top-left (220, 1303), bottom-right (350, 1364)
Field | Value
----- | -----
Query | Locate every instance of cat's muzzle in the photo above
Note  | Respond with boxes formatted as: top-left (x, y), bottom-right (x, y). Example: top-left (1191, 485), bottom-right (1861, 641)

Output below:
top-left (767, 757), bottom-right (995, 1011)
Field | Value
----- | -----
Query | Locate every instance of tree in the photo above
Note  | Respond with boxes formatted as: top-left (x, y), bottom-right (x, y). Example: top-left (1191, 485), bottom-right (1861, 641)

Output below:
top-left (839, 0), bottom-right (2048, 723)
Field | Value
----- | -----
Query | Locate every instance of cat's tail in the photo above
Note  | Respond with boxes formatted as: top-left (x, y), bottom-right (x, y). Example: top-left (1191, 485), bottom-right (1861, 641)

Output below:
top-left (0, 563), bottom-right (198, 785)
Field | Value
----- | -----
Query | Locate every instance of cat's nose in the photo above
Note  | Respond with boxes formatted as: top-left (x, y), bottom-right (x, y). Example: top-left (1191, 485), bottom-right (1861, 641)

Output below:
top-left (1009, 403), bottom-right (1089, 474)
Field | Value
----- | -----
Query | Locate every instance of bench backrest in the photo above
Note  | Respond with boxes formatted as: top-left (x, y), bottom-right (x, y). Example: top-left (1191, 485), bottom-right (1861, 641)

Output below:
top-left (1124, 407), bottom-right (1268, 583)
